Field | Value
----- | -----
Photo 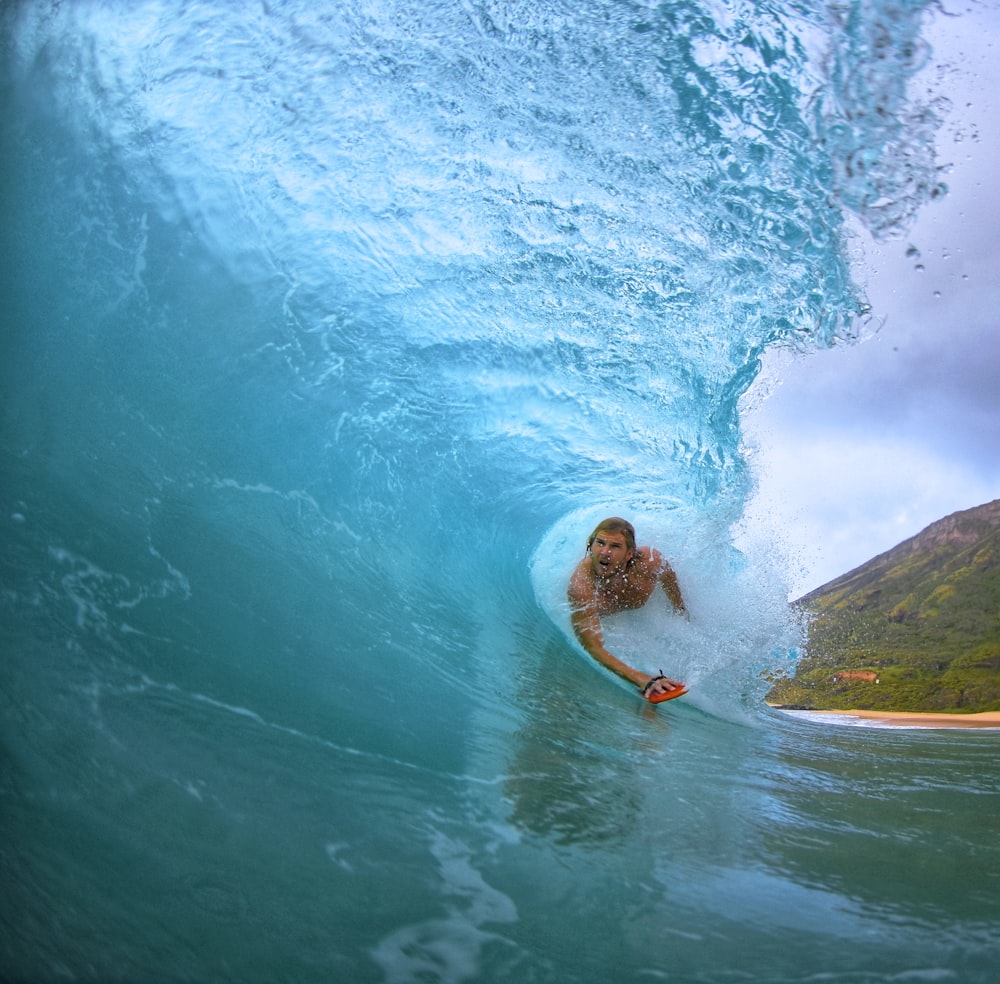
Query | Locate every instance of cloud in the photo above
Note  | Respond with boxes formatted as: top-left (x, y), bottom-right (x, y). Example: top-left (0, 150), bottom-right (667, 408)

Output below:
top-left (742, 1), bottom-right (1000, 598)
top-left (763, 308), bottom-right (1000, 462)
top-left (742, 427), bottom-right (998, 597)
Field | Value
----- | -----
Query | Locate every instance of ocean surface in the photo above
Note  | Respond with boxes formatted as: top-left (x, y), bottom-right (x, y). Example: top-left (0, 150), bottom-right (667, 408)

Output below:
top-left (3, 1), bottom-right (998, 981)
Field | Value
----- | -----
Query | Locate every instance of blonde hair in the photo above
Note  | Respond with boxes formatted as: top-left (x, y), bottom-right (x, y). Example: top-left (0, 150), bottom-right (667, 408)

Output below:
top-left (586, 517), bottom-right (636, 554)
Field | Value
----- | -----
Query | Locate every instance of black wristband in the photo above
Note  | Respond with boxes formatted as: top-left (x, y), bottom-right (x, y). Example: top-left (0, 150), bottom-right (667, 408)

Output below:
top-left (641, 672), bottom-right (667, 695)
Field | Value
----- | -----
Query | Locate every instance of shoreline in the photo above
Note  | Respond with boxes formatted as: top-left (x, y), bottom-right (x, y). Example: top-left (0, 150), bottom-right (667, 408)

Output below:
top-left (771, 707), bottom-right (1000, 730)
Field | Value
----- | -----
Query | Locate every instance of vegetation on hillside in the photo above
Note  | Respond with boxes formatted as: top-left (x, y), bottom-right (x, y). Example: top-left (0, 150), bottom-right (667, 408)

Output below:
top-left (766, 500), bottom-right (1000, 714)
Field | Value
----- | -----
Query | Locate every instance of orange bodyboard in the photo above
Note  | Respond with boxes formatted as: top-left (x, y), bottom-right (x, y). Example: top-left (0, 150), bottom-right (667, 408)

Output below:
top-left (645, 684), bottom-right (688, 704)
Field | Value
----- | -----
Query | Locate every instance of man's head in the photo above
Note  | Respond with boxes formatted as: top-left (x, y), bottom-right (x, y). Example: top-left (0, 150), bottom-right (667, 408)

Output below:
top-left (587, 517), bottom-right (636, 553)
top-left (586, 517), bottom-right (636, 577)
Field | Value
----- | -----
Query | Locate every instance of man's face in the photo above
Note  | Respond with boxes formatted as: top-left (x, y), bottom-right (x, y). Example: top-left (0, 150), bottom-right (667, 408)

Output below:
top-left (589, 532), bottom-right (634, 579)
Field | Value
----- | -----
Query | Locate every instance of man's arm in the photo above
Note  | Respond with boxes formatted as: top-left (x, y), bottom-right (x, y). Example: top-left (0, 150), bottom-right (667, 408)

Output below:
top-left (567, 569), bottom-right (681, 696)
top-left (658, 562), bottom-right (687, 615)
top-left (568, 600), bottom-right (649, 689)
top-left (642, 547), bottom-right (686, 616)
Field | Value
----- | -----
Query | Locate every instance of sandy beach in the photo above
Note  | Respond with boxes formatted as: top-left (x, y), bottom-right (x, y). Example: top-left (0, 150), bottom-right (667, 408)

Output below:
top-left (776, 707), bottom-right (1000, 730)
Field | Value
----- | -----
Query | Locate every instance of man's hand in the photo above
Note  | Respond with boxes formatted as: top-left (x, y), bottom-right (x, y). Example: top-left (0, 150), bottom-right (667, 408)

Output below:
top-left (640, 673), bottom-right (686, 700)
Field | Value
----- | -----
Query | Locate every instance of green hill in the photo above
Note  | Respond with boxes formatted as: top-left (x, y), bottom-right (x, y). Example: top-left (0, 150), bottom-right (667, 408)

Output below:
top-left (766, 499), bottom-right (1000, 713)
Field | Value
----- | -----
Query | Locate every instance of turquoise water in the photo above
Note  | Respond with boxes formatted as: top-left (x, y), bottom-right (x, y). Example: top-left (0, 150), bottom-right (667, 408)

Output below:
top-left (3, 1), bottom-right (998, 981)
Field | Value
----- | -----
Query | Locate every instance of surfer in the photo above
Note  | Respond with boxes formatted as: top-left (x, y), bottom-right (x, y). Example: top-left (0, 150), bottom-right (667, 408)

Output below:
top-left (567, 517), bottom-right (688, 702)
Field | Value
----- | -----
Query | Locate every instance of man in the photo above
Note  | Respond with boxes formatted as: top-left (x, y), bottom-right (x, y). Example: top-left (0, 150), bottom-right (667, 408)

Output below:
top-left (567, 517), bottom-right (687, 701)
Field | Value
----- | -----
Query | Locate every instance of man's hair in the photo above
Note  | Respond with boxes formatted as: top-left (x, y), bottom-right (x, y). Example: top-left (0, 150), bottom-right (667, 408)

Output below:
top-left (586, 517), bottom-right (636, 554)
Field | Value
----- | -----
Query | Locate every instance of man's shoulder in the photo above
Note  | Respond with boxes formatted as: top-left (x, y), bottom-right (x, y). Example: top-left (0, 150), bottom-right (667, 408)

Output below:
top-left (567, 562), bottom-right (595, 603)
top-left (635, 546), bottom-right (663, 570)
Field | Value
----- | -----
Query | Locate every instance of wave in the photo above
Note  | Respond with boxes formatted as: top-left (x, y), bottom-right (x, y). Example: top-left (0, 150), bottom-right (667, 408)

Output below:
top-left (5, 3), bottom-right (985, 982)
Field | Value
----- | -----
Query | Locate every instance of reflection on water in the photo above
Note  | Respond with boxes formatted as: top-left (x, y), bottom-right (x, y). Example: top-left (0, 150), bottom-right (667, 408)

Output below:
top-left (505, 642), bottom-right (659, 847)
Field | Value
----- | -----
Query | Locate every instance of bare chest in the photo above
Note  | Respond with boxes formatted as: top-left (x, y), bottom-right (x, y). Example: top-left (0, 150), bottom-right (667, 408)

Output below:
top-left (594, 569), bottom-right (655, 614)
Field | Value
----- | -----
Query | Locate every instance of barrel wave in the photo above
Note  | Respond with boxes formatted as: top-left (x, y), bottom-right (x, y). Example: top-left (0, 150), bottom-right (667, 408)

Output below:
top-left (3, 2), bottom-right (998, 982)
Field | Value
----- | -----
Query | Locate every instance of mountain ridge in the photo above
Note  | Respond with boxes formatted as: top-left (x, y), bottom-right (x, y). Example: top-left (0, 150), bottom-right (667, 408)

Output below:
top-left (768, 498), bottom-right (1000, 713)
top-left (797, 498), bottom-right (1000, 606)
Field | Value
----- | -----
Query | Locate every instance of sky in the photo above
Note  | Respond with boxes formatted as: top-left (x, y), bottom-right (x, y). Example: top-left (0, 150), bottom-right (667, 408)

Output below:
top-left (741, 0), bottom-right (1000, 598)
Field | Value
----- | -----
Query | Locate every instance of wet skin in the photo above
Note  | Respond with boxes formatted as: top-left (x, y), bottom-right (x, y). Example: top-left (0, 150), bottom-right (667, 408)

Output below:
top-left (567, 531), bottom-right (687, 699)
